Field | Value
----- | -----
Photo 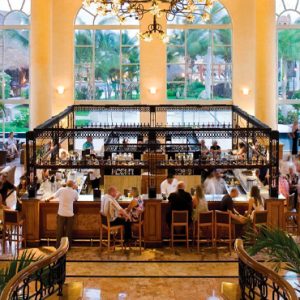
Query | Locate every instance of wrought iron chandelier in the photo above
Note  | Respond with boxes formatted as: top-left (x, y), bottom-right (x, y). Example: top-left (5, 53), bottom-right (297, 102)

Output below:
top-left (82, 0), bottom-right (215, 42)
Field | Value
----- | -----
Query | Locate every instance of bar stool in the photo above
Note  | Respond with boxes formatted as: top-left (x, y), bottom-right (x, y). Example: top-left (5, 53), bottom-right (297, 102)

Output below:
top-left (171, 210), bottom-right (189, 248)
top-left (285, 211), bottom-right (300, 235)
top-left (194, 211), bottom-right (214, 253)
top-left (3, 209), bottom-right (26, 254)
top-left (99, 213), bottom-right (124, 253)
top-left (214, 210), bottom-right (234, 255)
top-left (252, 210), bottom-right (268, 232)
top-left (131, 213), bottom-right (144, 254)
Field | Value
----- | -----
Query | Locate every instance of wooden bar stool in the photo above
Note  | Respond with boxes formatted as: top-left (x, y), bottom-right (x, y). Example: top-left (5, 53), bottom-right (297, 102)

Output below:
top-left (131, 213), bottom-right (144, 254)
top-left (252, 210), bottom-right (268, 232)
top-left (3, 209), bottom-right (26, 254)
top-left (99, 213), bottom-right (124, 253)
top-left (171, 210), bottom-right (189, 248)
top-left (194, 211), bottom-right (214, 253)
top-left (214, 210), bottom-right (234, 255)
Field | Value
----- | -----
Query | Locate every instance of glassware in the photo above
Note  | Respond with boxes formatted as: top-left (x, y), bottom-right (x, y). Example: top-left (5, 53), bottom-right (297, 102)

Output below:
top-left (118, 292), bottom-right (127, 300)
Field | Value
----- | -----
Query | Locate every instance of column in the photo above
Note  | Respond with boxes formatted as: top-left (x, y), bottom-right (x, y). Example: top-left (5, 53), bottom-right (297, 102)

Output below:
top-left (255, 0), bottom-right (277, 129)
top-left (30, 0), bottom-right (52, 129)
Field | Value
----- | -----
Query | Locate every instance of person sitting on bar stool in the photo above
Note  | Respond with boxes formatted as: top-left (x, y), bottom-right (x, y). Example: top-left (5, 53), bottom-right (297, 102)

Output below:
top-left (101, 186), bottom-right (131, 243)
top-left (220, 188), bottom-right (247, 224)
top-left (160, 174), bottom-right (178, 199)
top-left (166, 181), bottom-right (193, 227)
top-left (46, 180), bottom-right (79, 249)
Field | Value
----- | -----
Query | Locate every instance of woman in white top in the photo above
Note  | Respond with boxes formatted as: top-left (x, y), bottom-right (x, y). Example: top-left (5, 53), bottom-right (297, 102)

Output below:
top-left (246, 185), bottom-right (264, 220)
top-left (192, 184), bottom-right (208, 221)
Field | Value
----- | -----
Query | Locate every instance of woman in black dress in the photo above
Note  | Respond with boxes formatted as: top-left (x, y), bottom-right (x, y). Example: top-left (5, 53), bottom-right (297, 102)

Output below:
top-left (290, 120), bottom-right (299, 157)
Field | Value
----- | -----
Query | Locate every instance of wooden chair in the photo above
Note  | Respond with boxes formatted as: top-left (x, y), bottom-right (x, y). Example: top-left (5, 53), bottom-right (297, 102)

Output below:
top-left (3, 209), bottom-right (26, 254)
top-left (214, 210), bottom-right (234, 255)
top-left (285, 211), bottom-right (300, 236)
top-left (131, 213), bottom-right (144, 254)
top-left (171, 210), bottom-right (189, 248)
top-left (194, 211), bottom-right (214, 253)
top-left (99, 213), bottom-right (124, 253)
top-left (252, 210), bottom-right (268, 231)
top-left (287, 193), bottom-right (296, 211)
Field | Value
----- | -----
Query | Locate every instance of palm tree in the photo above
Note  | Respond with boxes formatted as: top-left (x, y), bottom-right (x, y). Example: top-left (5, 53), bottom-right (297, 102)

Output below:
top-left (278, 28), bottom-right (300, 100)
top-left (0, 103), bottom-right (6, 144)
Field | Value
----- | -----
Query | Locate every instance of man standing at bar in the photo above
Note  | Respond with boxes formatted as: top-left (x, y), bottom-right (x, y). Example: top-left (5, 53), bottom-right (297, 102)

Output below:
top-left (46, 180), bottom-right (79, 249)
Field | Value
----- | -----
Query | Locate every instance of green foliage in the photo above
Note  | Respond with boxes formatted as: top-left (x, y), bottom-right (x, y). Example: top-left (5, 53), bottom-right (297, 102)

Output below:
top-left (0, 73), bottom-right (12, 99)
top-left (278, 107), bottom-right (298, 125)
top-left (187, 81), bottom-right (205, 98)
top-left (11, 109), bottom-right (29, 130)
top-left (244, 225), bottom-right (300, 275)
top-left (75, 86), bottom-right (89, 100)
top-left (0, 250), bottom-right (41, 294)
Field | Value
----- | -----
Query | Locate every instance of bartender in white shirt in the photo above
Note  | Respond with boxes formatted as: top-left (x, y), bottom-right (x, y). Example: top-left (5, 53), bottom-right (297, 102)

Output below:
top-left (160, 174), bottom-right (178, 199)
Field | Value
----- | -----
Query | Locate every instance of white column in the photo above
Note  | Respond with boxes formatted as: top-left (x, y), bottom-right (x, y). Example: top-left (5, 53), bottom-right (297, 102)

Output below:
top-left (30, 0), bottom-right (52, 129)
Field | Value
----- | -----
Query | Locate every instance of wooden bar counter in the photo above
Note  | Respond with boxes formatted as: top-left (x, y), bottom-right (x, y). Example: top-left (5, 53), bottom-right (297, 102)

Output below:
top-left (22, 194), bottom-right (285, 247)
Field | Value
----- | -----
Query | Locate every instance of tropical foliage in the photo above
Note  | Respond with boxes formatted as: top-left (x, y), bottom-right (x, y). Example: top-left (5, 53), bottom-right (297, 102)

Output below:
top-left (0, 250), bottom-right (40, 294)
top-left (75, 23), bottom-right (140, 100)
top-left (167, 2), bottom-right (232, 100)
top-left (244, 225), bottom-right (300, 276)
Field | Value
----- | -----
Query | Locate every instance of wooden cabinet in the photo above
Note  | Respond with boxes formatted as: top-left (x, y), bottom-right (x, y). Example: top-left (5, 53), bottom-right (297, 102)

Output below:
top-left (22, 199), bottom-right (40, 245)
top-left (265, 198), bottom-right (285, 229)
top-left (144, 199), bottom-right (162, 247)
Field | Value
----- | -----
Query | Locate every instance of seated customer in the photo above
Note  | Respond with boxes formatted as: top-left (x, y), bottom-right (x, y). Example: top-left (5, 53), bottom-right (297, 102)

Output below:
top-left (221, 188), bottom-right (247, 224)
top-left (246, 185), bottom-right (264, 220)
top-left (167, 181), bottom-right (193, 226)
top-left (192, 184), bottom-right (208, 222)
top-left (101, 186), bottom-right (131, 242)
top-left (126, 187), bottom-right (144, 222)
top-left (0, 173), bottom-right (16, 205)
top-left (160, 174), bottom-right (178, 198)
top-left (6, 132), bottom-right (19, 156)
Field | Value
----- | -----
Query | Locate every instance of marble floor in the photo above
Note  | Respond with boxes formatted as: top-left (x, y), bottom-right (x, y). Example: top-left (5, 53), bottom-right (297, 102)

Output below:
top-left (1, 244), bottom-right (299, 300)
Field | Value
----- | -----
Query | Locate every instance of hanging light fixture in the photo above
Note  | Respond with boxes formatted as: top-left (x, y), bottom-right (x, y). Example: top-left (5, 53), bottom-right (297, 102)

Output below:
top-left (82, 0), bottom-right (215, 42)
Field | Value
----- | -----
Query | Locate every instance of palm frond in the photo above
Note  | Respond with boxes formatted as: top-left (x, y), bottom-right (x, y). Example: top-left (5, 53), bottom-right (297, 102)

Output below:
top-left (244, 225), bottom-right (300, 275)
top-left (0, 250), bottom-right (42, 294)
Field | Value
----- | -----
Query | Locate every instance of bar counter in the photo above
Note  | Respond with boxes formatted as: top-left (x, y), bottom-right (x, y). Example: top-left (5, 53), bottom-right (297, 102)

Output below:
top-left (21, 193), bottom-right (284, 247)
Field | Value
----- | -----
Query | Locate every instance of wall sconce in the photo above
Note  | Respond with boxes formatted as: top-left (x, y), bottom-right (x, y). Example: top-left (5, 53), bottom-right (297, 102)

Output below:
top-left (241, 87), bottom-right (250, 95)
top-left (57, 85), bottom-right (65, 95)
top-left (149, 87), bottom-right (157, 94)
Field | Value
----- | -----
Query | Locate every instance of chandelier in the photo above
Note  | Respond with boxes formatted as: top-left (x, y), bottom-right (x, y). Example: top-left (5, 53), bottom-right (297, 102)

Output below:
top-left (82, 0), bottom-right (215, 42)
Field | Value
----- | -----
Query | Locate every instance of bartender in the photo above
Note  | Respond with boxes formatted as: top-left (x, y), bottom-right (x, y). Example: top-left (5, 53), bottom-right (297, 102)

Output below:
top-left (83, 136), bottom-right (94, 151)
top-left (160, 174), bottom-right (178, 198)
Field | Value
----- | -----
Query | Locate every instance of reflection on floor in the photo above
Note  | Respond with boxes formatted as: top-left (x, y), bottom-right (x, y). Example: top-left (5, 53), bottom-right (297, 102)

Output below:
top-left (1, 244), bottom-right (299, 299)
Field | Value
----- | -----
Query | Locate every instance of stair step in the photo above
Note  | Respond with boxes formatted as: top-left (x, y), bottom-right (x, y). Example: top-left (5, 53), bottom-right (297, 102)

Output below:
top-left (48, 282), bottom-right (83, 300)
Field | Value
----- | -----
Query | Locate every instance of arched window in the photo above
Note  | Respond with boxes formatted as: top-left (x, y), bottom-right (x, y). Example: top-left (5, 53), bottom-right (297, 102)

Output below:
top-left (276, 0), bottom-right (300, 146)
top-left (0, 0), bottom-right (30, 133)
top-left (74, 5), bottom-right (140, 101)
top-left (167, 1), bottom-right (232, 100)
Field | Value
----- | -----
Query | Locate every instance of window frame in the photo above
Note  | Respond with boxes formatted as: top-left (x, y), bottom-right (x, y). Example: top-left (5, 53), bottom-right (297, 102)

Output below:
top-left (0, 0), bottom-right (30, 133)
top-left (166, 8), bottom-right (233, 102)
top-left (74, 8), bottom-right (140, 102)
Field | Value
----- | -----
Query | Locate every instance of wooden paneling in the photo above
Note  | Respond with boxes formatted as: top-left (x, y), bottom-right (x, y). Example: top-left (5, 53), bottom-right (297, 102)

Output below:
top-left (104, 176), bottom-right (141, 194)
top-left (22, 199), bottom-right (40, 244)
top-left (144, 200), bottom-right (162, 247)
top-left (265, 198), bottom-right (285, 229)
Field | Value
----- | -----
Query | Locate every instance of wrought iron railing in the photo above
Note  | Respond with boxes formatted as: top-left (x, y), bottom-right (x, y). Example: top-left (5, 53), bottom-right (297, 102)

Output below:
top-left (0, 237), bottom-right (69, 300)
top-left (235, 239), bottom-right (298, 300)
